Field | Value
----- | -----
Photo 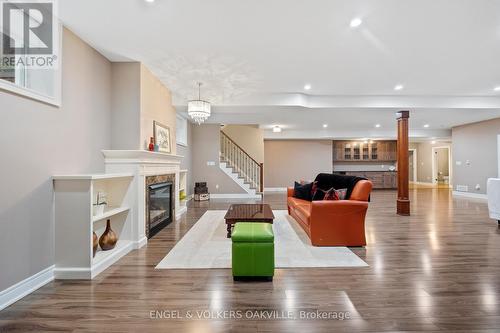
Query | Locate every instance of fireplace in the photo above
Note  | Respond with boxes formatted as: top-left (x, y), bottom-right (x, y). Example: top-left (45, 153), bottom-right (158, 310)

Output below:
top-left (146, 181), bottom-right (173, 238)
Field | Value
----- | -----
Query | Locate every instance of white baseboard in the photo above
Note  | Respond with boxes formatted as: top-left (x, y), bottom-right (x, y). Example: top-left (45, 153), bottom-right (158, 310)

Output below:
top-left (0, 265), bottom-right (54, 311)
top-left (210, 193), bottom-right (262, 199)
top-left (134, 236), bottom-right (148, 249)
top-left (264, 187), bottom-right (287, 192)
top-left (452, 191), bottom-right (488, 200)
top-left (176, 205), bottom-right (188, 220)
top-left (411, 181), bottom-right (434, 186)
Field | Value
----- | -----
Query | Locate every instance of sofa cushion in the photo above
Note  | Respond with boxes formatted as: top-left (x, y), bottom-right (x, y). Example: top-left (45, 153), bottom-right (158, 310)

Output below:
top-left (295, 204), bottom-right (311, 224)
top-left (288, 197), bottom-right (310, 208)
top-left (293, 181), bottom-right (313, 201)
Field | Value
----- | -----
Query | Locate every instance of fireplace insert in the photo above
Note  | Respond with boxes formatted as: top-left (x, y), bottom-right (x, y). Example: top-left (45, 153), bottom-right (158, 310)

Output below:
top-left (147, 181), bottom-right (173, 238)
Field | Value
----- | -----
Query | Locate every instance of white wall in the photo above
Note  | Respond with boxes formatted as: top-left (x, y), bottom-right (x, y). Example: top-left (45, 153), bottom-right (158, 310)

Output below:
top-left (0, 28), bottom-right (112, 291)
top-left (177, 119), bottom-right (193, 195)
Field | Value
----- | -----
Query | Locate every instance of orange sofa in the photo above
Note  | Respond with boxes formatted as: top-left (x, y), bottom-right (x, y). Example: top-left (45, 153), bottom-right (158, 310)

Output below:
top-left (287, 179), bottom-right (373, 247)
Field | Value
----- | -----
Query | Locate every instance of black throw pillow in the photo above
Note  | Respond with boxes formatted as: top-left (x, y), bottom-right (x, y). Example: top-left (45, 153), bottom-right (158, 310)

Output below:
top-left (293, 181), bottom-right (313, 201)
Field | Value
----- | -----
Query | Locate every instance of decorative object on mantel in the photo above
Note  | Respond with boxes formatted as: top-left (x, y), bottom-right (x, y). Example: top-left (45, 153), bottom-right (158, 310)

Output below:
top-left (93, 192), bottom-right (107, 216)
top-left (194, 182), bottom-right (210, 201)
top-left (153, 121), bottom-right (171, 153)
top-left (92, 232), bottom-right (98, 258)
top-left (188, 82), bottom-right (211, 124)
top-left (148, 137), bottom-right (155, 152)
top-left (154, 143), bottom-right (159, 152)
top-left (99, 219), bottom-right (118, 251)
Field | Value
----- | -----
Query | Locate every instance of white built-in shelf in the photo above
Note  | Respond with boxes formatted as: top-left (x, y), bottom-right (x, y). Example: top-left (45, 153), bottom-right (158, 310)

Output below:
top-left (180, 169), bottom-right (188, 173)
top-left (53, 174), bottom-right (134, 280)
top-left (92, 240), bottom-right (133, 275)
top-left (92, 206), bottom-right (130, 223)
top-left (53, 173), bottom-right (133, 180)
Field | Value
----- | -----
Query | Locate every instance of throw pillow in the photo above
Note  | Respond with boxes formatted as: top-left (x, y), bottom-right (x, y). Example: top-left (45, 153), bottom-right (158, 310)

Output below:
top-left (293, 181), bottom-right (313, 201)
top-left (336, 188), bottom-right (348, 200)
top-left (323, 188), bottom-right (340, 201)
top-left (312, 187), bottom-right (348, 201)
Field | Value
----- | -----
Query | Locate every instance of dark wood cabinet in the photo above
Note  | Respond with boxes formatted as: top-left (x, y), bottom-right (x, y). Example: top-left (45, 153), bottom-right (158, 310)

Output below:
top-left (342, 171), bottom-right (397, 189)
top-left (333, 140), bottom-right (397, 162)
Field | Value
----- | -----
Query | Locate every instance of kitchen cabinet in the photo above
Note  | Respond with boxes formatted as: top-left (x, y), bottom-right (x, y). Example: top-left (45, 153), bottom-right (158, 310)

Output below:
top-left (333, 140), bottom-right (397, 162)
top-left (340, 171), bottom-right (397, 189)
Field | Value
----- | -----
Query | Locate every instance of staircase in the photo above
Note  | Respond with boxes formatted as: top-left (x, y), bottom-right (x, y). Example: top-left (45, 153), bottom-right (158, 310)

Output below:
top-left (220, 131), bottom-right (263, 197)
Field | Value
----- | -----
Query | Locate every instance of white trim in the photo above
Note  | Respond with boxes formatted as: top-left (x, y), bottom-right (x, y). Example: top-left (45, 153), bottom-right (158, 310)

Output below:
top-left (134, 236), bottom-right (148, 249)
top-left (264, 187), bottom-right (287, 192)
top-left (219, 162), bottom-right (257, 196)
top-left (409, 148), bottom-right (417, 182)
top-left (176, 205), bottom-right (188, 220)
top-left (410, 181), bottom-right (435, 186)
top-left (432, 145), bottom-right (452, 185)
top-left (0, 265), bottom-right (54, 311)
top-left (452, 191), bottom-right (487, 200)
top-left (210, 193), bottom-right (261, 199)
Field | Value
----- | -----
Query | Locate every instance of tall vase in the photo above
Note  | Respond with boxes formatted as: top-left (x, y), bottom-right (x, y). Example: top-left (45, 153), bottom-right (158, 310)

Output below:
top-left (92, 231), bottom-right (98, 257)
top-left (99, 219), bottom-right (118, 251)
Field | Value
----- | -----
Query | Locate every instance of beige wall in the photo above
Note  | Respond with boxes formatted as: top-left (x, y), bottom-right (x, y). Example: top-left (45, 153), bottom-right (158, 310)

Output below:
top-left (110, 63), bottom-right (177, 153)
top-left (222, 125), bottom-right (264, 163)
top-left (140, 65), bottom-right (176, 153)
top-left (110, 62), bottom-right (141, 149)
top-left (0, 28), bottom-right (112, 291)
top-left (452, 118), bottom-right (500, 194)
top-left (192, 124), bottom-right (246, 194)
top-left (410, 141), bottom-right (451, 183)
top-left (264, 140), bottom-right (333, 188)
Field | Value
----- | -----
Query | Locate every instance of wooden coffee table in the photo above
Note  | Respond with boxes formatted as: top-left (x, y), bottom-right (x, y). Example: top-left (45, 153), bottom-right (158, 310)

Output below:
top-left (224, 204), bottom-right (275, 238)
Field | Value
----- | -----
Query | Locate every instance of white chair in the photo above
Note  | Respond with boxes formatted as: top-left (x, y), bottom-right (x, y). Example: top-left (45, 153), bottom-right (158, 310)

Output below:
top-left (487, 178), bottom-right (500, 224)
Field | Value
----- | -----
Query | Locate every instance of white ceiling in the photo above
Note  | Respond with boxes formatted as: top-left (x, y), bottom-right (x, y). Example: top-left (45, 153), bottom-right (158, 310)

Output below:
top-left (59, 0), bottom-right (500, 139)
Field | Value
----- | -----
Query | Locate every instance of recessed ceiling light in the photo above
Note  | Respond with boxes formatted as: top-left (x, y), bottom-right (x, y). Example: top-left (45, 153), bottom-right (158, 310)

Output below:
top-left (375, 124), bottom-right (381, 128)
top-left (145, 0), bottom-right (155, 2)
top-left (394, 84), bottom-right (404, 91)
top-left (272, 126), bottom-right (282, 133)
top-left (423, 124), bottom-right (430, 128)
top-left (350, 18), bottom-right (363, 28)
top-left (304, 84), bottom-right (312, 90)
top-left (494, 86), bottom-right (500, 92)
top-left (431, 141), bottom-right (436, 144)
top-left (323, 124), bottom-right (328, 128)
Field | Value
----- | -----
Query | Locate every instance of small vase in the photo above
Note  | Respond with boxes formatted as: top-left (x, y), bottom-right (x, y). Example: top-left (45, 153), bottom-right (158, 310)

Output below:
top-left (99, 219), bottom-right (118, 251)
top-left (92, 231), bottom-right (98, 257)
top-left (148, 137), bottom-right (155, 151)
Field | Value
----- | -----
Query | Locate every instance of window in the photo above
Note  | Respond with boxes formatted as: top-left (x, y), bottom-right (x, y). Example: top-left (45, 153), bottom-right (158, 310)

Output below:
top-left (0, 3), bottom-right (61, 106)
top-left (176, 114), bottom-right (188, 146)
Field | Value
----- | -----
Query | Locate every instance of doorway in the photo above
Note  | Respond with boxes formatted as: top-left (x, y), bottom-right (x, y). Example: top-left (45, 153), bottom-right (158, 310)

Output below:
top-left (409, 149), bottom-right (417, 182)
top-left (432, 147), bottom-right (451, 185)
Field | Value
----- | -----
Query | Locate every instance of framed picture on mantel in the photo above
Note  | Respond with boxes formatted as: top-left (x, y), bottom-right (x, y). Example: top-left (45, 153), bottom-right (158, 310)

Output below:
top-left (153, 121), bottom-right (171, 153)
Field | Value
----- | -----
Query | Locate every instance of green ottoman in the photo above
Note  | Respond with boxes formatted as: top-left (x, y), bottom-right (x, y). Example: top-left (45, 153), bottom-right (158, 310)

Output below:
top-left (232, 222), bottom-right (275, 281)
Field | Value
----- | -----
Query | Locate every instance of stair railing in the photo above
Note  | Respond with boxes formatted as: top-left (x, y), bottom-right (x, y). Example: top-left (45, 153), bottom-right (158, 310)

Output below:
top-left (220, 131), bottom-right (263, 193)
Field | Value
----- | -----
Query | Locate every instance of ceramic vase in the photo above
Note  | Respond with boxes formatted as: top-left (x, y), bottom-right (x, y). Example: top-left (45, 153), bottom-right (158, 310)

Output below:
top-left (92, 231), bottom-right (99, 257)
top-left (99, 219), bottom-right (118, 251)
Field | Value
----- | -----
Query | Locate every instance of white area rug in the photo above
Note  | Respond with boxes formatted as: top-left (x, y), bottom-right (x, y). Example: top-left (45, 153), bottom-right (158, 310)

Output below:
top-left (156, 210), bottom-right (368, 269)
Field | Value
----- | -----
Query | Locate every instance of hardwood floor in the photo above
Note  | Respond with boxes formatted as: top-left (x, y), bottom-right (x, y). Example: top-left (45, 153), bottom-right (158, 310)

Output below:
top-left (1, 189), bottom-right (500, 332)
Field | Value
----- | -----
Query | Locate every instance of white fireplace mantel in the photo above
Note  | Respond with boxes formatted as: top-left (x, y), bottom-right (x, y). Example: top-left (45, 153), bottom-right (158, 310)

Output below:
top-left (102, 150), bottom-right (187, 249)
top-left (102, 150), bottom-right (184, 164)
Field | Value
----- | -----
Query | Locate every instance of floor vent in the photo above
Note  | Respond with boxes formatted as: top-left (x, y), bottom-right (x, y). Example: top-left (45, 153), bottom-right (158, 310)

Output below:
top-left (456, 185), bottom-right (469, 192)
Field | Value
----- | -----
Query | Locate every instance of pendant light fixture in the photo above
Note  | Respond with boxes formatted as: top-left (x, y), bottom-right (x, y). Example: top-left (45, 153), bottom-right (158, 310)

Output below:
top-left (187, 82), bottom-right (211, 125)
